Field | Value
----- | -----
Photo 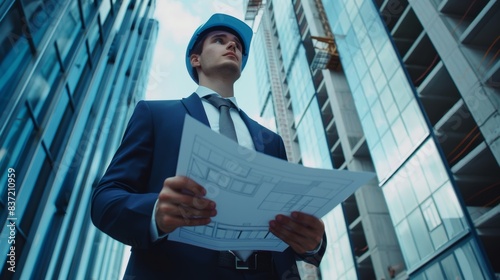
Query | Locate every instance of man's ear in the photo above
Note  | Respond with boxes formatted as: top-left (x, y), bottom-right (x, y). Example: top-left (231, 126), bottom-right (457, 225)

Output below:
top-left (190, 54), bottom-right (200, 68)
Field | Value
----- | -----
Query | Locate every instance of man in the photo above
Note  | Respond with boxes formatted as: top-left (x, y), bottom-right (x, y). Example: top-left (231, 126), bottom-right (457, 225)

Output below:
top-left (91, 13), bottom-right (326, 279)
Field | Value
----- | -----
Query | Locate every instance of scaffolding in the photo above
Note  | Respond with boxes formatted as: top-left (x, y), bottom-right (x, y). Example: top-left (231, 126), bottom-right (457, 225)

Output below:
top-left (310, 0), bottom-right (340, 70)
top-left (244, 0), bottom-right (263, 20)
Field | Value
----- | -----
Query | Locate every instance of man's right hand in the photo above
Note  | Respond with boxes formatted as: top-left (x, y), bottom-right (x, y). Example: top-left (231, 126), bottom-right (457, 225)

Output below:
top-left (155, 176), bottom-right (217, 235)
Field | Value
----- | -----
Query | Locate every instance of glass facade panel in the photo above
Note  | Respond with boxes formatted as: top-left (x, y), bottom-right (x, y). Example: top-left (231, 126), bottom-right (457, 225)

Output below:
top-left (56, 1), bottom-right (82, 63)
top-left (0, 4), bottom-right (32, 111)
top-left (274, 0), bottom-right (300, 70)
top-left (1, 1), bottom-right (159, 278)
top-left (433, 182), bottom-right (466, 239)
top-left (288, 47), bottom-right (315, 124)
top-left (321, 206), bottom-right (355, 279)
top-left (67, 45), bottom-right (90, 97)
top-left (407, 209), bottom-right (434, 259)
top-left (391, 117), bottom-right (412, 158)
top-left (390, 69), bottom-right (413, 112)
top-left (413, 239), bottom-right (488, 279)
top-left (425, 262), bottom-right (444, 279)
top-left (80, 0), bottom-right (96, 23)
top-left (406, 157), bottom-right (430, 203)
top-left (88, 19), bottom-right (101, 53)
top-left (454, 241), bottom-right (486, 279)
top-left (441, 254), bottom-right (462, 279)
top-left (296, 102), bottom-right (332, 169)
top-left (21, 0), bottom-right (64, 44)
top-left (401, 100), bottom-right (428, 146)
top-left (43, 92), bottom-right (69, 146)
top-left (382, 179), bottom-right (405, 224)
top-left (417, 141), bottom-right (448, 192)
top-left (372, 99), bottom-right (389, 137)
top-left (0, 106), bottom-right (35, 194)
top-left (26, 45), bottom-right (61, 121)
top-left (396, 219), bottom-right (420, 268)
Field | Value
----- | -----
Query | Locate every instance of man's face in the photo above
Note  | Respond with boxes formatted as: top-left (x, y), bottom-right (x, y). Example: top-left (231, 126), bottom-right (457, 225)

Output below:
top-left (191, 30), bottom-right (243, 82)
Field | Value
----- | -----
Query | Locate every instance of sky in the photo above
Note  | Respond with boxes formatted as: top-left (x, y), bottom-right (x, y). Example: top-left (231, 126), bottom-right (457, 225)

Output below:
top-left (144, 0), bottom-right (261, 119)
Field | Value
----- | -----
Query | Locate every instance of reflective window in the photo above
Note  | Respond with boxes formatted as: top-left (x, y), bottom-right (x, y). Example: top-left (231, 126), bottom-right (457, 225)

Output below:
top-left (21, 0), bottom-right (64, 45)
top-left (406, 156), bottom-right (430, 203)
top-left (274, 0), bottom-right (300, 70)
top-left (372, 99), bottom-right (389, 136)
top-left (433, 182), bottom-right (467, 239)
top-left (50, 98), bottom-right (74, 157)
top-left (361, 73), bottom-right (376, 106)
top-left (390, 69), bottom-right (413, 112)
top-left (26, 45), bottom-right (61, 121)
top-left (88, 19), bottom-right (102, 58)
top-left (425, 262), bottom-right (444, 278)
top-left (391, 117), bottom-right (412, 158)
top-left (321, 206), bottom-right (355, 279)
top-left (360, 113), bottom-right (378, 148)
top-left (396, 219), bottom-right (420, 268)
top-left (0, 4), bottom-right (32, 111)
top-left (402, 100), bottom-right (428, 145)
top-left (395, 171), bottom-right (418, 216)
top-left (43, 91), bottom-right (69, 146)
top-left (288, 47), bottom-right (315, 123)
top-left (455, 243), bottom-right (486, 280)
top-left (420, 199), bottom-right (441, 231)
top-left (417, 141), bottom-right (448, 192)
top-left (414, 239), bottom-right (488, 279)
top-left (99, 0), bottom-right (112, 25)
top-left (55, 1), bottom-right (82, 64)
top-left (351, 85), bottom-right (368, 119)
top-left (382, 179), bottom-right (405, 224)
top-left (0, 106), bottom-right (36, 195)
top-left (378, 41), bottom-right (399, 80)
top-left (381, 130), bottom-right (401, 171)
top-left (80, 0), bottom-right (96, 23)
top-left (67, 45), bottom-right (90, 98)
top-left (296, 102), bottom-right (332, 169)
top-left (441, 254), bottom-right (462, 278)
top-left (371, 58), bottom-right (387, 92)
top-left (371, 142), bottom-right (390, 179)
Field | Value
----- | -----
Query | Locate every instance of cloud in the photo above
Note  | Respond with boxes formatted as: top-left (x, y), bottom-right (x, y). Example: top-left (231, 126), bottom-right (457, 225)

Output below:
top-left (155, 0), bottom-right (203, 45)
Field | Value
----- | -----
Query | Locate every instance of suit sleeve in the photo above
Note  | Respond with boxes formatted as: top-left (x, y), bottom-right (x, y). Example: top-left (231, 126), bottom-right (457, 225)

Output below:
top-left (91, 101), bottom-right (158, 249)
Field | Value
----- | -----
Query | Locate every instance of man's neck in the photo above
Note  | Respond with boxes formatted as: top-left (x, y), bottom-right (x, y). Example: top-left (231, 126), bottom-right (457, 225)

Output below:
top-left (198, 79), bottom-right (235, 98)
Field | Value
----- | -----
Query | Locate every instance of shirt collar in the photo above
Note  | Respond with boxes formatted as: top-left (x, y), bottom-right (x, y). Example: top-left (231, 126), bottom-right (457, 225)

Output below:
top-left (195, 86), bottom-right (240, 110)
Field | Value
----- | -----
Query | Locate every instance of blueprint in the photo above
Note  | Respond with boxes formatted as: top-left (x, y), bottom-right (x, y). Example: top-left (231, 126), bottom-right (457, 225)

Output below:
top-left (168, 115), bottom-right (375, 252)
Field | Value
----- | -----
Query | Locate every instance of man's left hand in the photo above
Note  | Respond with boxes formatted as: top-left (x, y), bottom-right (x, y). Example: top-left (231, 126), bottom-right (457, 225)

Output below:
top-left (269, 212), bottom-right (324, 255)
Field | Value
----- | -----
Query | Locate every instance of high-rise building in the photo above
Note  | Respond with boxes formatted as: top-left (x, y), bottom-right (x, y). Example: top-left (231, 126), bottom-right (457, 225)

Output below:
top-left (0, 0), bottom-right (158, 278)
top-left (245, 0), bottom-right (499, 279)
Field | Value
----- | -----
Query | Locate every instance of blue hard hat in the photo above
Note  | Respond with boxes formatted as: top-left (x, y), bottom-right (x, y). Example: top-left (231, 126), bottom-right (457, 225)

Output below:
top-left (185, 13), bottom-right (253, 83)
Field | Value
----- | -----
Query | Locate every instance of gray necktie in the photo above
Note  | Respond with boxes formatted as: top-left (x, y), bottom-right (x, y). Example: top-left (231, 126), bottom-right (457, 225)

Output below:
top-left (205, 95), bottom-right (238, 142)
top-left (205, 95), bottom-right (253, 261)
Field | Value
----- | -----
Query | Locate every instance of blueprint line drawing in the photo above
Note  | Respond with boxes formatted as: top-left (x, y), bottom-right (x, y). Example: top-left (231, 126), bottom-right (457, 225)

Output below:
top-left (168, 115), bottom-right (375, 252)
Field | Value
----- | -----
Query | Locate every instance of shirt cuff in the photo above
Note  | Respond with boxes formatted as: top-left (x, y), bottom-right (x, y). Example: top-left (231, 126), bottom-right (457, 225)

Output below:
top-left (303, 238), bottom-right (323, 255)
top-left (150, 199), bottom-right (168, 241)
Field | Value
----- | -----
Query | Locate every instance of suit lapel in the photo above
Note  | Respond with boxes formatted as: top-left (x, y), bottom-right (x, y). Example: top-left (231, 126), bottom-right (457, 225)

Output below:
top-left (182, 93), bottom-right (270, 155)
top-left (181, 93), bottom-right (210, 127)
top-left (239, 110), bottom-right (266, 153)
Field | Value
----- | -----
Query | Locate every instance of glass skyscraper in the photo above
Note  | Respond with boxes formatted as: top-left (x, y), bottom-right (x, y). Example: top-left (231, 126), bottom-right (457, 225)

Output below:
top-left (246, 0), bottom-right (498, 279)
top-left (0, 0), bottom-right (158, 278)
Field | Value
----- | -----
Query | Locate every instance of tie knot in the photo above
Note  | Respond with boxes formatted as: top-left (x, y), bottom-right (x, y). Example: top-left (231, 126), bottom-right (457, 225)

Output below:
top-left (205, 95), bottom-right (236, 110)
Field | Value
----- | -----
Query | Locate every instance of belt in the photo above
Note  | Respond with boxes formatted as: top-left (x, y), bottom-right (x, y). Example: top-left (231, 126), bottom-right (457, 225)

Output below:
top-left (218, 251), bottom-right (274, 271)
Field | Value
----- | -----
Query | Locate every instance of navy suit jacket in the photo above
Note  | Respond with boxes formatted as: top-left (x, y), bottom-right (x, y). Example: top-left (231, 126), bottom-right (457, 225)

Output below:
top-left (91, 93), bottom-right (326, 279)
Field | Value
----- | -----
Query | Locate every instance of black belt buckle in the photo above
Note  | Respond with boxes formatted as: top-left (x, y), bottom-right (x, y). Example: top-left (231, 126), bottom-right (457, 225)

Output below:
top-left (234, 252), bottom-right (257, 270)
